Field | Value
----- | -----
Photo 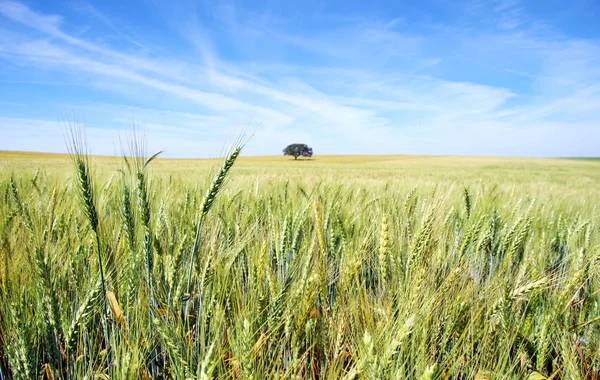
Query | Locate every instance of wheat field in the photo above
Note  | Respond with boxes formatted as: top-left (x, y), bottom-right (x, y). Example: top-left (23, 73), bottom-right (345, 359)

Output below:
top-left (0, 147), bottom-right (599, 379)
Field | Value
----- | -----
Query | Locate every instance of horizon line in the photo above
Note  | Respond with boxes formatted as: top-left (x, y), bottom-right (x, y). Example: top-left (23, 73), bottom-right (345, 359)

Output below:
top-left (0, 149), bottom-right (598, 161)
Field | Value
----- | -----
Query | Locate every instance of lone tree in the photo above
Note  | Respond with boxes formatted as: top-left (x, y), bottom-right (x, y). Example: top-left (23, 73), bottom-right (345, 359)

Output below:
top-left (283, 143), bottom-right (313, 160)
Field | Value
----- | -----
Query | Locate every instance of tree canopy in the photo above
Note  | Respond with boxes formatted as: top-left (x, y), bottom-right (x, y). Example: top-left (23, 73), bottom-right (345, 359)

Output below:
top-left (283, 144), bottom-right (313, 160)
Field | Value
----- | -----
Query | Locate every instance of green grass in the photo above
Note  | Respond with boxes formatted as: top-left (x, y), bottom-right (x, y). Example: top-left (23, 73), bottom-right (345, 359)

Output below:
top-left (1, 149), bottom-right (599, 379)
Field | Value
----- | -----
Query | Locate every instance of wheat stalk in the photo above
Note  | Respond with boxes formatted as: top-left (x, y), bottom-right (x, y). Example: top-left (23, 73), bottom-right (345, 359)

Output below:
top-left (186, 145), bottom-right (243, 296)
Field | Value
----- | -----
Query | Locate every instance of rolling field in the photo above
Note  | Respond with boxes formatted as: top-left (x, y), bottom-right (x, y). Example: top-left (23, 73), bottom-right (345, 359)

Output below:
top-left (1, 149), bottom-right (600, 378)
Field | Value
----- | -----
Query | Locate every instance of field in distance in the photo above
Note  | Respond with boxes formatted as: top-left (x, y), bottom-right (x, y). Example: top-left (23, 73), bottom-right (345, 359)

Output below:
top-left (1, 149), bottom-right (599, 378)
top-left (2, 150), bottom-right (599, 203)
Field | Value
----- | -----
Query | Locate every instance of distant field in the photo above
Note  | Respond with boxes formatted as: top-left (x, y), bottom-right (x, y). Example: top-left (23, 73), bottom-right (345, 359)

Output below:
top-left (562, 157), bottom-right (600, 162)
top-left (1, 149), bottom-right (599, 378)
top-left (2, 150), bottom-right (599, 204)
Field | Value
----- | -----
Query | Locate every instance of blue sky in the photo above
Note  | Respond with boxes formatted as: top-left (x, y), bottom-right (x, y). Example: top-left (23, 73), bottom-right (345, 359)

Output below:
top-left (0, 0), bottom-right (599, 157)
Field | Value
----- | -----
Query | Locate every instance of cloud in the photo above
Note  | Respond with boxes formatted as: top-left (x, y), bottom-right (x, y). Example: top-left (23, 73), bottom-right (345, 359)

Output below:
top-left (71, 1), bottom-right (148, 50)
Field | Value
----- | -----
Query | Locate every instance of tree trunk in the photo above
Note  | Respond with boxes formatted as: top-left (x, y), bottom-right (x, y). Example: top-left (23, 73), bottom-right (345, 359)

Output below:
top-left (294, 156), bottom-right (298, 160)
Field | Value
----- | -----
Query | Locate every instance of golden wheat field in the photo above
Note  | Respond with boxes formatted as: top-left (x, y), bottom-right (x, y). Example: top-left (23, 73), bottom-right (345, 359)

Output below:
top-left (1, 148), bottom-right (599, 379)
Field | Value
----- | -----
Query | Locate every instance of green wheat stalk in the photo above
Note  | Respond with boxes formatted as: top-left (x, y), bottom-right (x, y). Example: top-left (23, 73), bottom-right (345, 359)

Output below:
top-left (186, 145), bottom-right (243, 296)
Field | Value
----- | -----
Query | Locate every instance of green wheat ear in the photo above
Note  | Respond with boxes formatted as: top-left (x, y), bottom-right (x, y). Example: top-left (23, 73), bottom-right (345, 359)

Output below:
top-left (64, 124), bottom-right (106, 290)
top-left (186, 145), bottom-right (243, 295)
top-left (66, 279), bottom-right (103, 351)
